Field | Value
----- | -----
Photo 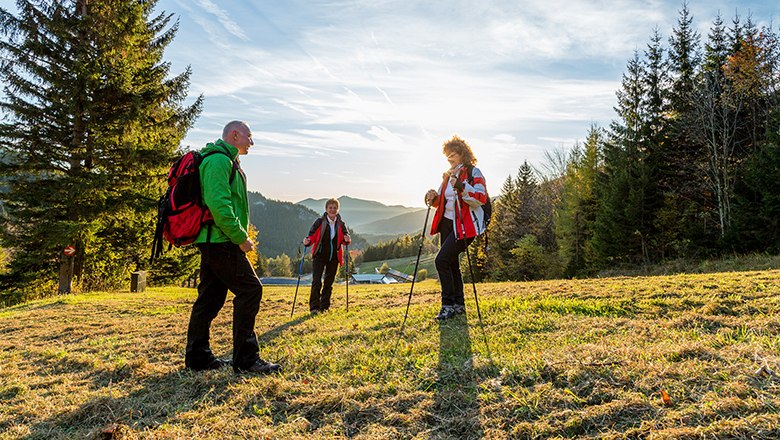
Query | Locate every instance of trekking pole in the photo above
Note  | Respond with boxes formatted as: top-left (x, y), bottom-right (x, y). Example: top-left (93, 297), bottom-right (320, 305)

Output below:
top-left (454, 192), bottom-right (492, 362)
top-left (344, 243), bottom-right (349, 312)
top-left (389, 204), bottom-right (432, 367)
top-left (290, 244), bottom-right (307, 318)
top-left (463, 236), bottom-right (492, 361)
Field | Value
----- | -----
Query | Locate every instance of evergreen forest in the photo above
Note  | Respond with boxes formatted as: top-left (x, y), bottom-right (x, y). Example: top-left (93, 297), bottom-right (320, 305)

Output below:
top-left (481, 5), bottom-right (780, 281)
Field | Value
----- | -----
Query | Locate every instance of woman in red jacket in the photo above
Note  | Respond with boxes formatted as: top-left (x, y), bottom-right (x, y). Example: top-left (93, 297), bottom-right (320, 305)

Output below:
top-left (303, 198), bottom-right (351, 313)
top-left (424, 136), bottom-right (488, 320)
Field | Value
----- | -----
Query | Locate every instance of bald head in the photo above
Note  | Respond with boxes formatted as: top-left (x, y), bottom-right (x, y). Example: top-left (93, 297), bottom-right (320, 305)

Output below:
top-left (222, 120), bottom-right (253, 155)
top-left (222, 121), bottom-right (249, 140)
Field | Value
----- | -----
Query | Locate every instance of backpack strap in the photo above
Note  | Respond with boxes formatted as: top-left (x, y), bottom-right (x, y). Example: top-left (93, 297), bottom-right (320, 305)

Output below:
top-left (467, 164), bottom-right (491, 252)
top-left (201, 149), bottom-right (239, 184)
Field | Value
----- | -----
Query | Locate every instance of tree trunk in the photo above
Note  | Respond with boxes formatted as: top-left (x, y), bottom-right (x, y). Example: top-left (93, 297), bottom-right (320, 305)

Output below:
top-left (58, 254), bottom-right (74, 294)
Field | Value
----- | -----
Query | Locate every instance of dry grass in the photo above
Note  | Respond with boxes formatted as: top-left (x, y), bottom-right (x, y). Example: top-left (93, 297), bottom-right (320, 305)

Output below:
top-left (1, 271), bottom-right (779, 439)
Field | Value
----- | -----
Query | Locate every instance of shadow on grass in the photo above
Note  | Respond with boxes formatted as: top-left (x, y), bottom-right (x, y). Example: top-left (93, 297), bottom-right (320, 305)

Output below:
top-left (257, 312), bottom-right (315, 344)
top-left (17, 367), bottom-right (237, 439)
top-left (433, 315), bottom-right (484, 439)
top-left (13, 315), bottom-right (320, 439)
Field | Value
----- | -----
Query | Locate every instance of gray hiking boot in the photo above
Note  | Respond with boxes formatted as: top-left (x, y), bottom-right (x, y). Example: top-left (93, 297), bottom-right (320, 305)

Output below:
top-left (435, 305), bottom-right (457, 320)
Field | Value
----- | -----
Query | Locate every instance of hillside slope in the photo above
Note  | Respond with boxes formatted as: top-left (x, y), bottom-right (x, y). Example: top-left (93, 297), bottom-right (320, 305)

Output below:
top-left (2, 271), bottom-right (780, 438)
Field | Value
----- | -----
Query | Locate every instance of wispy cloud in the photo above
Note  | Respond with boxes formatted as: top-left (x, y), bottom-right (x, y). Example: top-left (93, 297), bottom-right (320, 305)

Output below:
top-left (193, 0), bottom-right (249, 41)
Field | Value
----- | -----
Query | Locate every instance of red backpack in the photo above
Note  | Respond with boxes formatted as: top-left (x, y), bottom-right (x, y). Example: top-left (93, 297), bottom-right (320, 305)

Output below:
top-left (150, 149), bottom-right (237, 261)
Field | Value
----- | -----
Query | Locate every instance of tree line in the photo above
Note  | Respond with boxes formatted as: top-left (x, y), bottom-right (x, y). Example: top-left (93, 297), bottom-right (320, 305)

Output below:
top-left (481, 5), bottom-right (780, 281)
top-left (352, 234), bottom-right (438, 267)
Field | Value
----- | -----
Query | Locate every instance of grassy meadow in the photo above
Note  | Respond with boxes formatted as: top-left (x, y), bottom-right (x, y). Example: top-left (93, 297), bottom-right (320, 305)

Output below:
top-left (1, 270), bottom-right (779, 439)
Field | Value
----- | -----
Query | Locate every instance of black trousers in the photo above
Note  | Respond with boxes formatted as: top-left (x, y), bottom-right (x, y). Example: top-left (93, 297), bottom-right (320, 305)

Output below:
top-left (185, 243), bottom-right (262, 370)
top-left (309, 257), bottom-right (339, 311)
top-left (435, 218), bottom-right (473, 307)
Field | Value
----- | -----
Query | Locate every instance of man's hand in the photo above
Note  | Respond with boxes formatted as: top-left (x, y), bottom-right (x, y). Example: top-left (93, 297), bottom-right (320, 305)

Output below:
top-left (239, 238), bottom-right (255, 253)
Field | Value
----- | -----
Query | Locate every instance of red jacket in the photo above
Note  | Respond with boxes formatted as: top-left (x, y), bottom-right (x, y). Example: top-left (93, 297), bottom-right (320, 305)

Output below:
top-left (306, 213), bottom-right (348, 265)
top-left (429, 165), bottom-right (488, 239)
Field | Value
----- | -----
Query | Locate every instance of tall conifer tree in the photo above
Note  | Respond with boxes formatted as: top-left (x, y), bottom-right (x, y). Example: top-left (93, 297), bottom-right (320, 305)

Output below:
top-left (593, 51), bottom-right (654, 265)
top-left (488, 162), bottom-right (545, 280)
top-left (661, 2), bottom-right (708, 254)
top-left (0, 0), bottom-right (202, 295)
top-left (557, 126), bottom-right (602, 276)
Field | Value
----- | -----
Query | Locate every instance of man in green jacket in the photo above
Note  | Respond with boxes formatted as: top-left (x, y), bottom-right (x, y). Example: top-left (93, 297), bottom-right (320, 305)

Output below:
top-left (184, 120), bottom-right (281, 374)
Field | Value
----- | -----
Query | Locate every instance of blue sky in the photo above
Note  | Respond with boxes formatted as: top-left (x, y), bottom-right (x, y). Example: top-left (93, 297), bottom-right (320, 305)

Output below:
top-left (2, 1), bottom-right (778, 207)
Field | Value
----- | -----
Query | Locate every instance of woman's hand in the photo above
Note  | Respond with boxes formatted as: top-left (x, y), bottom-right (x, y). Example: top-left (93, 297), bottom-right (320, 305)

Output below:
top-left (344, 234), bottom-right (352, 245)
top-left (424, 189), bottom-right (437, 206)
top-left (452, 178), bottom-right (464, 192)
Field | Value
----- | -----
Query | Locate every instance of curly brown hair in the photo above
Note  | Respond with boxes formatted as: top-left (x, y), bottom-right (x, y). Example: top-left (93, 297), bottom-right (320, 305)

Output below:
top-left (442, 135), bottom-right (477, 166)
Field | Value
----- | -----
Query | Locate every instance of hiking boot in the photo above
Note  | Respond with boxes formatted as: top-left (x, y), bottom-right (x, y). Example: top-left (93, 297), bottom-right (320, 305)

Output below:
top-left (187, 357), bottom-right (231, 371)
top-left (234, 359), bottom-right (282, 374)
top-left (452, 304), bottom-right (466, 315)
top-left (435, 305), bottom-right (456, 320)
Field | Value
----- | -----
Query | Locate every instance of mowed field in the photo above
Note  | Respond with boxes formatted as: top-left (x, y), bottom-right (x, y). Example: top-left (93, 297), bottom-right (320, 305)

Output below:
top-left (1, 270), bottom-right (779, 439)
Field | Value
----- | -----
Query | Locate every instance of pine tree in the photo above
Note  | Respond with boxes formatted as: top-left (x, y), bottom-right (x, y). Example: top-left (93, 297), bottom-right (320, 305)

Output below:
top-left (0, 0), bottom-right (202, 296)
top-left (731, 111), bottom-right (780, 251)
top-left (643, 28), bottom-right (669, 170)
top-left (727, 24), bottom-right (780, 249)
top-left (557, 126), bottom-right (602, 276)
top-left (592, 51), bottom-right (655, 266)
top-left (660, 2), bottom-right (708, 255)
top-left (488, 162), bottom-right (553, 280)
top-left (485, 174), bottom-right (517, 280)
top-left (668, 2), bottom-right (701, 118)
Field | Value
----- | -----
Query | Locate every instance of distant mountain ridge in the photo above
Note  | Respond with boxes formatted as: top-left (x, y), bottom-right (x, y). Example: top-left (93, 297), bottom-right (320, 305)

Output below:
top-left (297, 195), bottom-right (423, 229)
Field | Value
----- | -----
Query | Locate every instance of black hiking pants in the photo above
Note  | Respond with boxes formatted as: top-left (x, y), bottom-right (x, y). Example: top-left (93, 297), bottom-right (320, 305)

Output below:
top-left (435, 219), bottom-right (473, 307)
top-left (186, 243), bottom-right (262, 370)
top-left (310, 257), bottom-right (339, 312)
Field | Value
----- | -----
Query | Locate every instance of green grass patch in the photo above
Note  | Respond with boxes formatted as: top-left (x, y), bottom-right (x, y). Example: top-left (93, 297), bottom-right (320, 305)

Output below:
top-left (2, 271), bottom-right (780, 438)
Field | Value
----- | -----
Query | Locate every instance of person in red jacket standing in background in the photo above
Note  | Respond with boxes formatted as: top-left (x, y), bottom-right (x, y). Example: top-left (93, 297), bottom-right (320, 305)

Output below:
top-left (303, 198), bottom-right (352, 314)
top-left (424, 135), bottom-right (488, 321)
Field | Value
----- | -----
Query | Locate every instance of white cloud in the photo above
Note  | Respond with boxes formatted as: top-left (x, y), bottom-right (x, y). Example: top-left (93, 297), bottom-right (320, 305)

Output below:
top-left (194, 0), bottom-right (249, 41)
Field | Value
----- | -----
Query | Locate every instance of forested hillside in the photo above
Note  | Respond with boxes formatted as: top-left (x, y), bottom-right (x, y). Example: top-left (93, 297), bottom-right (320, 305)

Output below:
top-left (248, 192), bottom-right (367, 258)
top-left (1, 1), bottom-right (778, 306)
